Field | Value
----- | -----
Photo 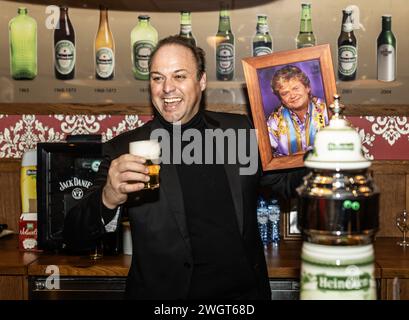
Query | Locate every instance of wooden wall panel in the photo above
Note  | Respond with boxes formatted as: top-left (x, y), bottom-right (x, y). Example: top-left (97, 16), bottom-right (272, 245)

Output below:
top-left (373, 173), bottom-right (406, 237)
top-left (0, 160), bottom-right (21, 233)
top-left (384, 278), bottom-right (409, 300)
top-left (406, 175), bottom-right (409, 217)
top-left (0, 276), bottom-right (24, 300)
top-left (371, 161), bottom-right (409, 237)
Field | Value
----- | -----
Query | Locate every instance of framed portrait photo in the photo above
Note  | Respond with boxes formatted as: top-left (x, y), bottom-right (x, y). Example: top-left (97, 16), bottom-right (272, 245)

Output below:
top-left (242, 44), bottom-right (336, 172)
top-left (282, 202), bottom-right (302, 241)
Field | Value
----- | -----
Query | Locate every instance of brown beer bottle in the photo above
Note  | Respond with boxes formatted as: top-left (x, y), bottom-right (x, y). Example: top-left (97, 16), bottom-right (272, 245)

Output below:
top-left (54, 6), bottom-right (75, 80)
top-left (95, 5), bottom-right (115, 80)
top-left (337, 9), bottom-right (357, 81)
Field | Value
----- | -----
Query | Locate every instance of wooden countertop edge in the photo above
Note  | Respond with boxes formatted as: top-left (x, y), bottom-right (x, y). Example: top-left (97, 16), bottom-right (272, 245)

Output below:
top-left (375, 268), bottom-right (409, 279)
top-left (0, 237), bottom-right (405, 279)
top-left (27, 264), bottom-right (130, 277)
top-left (0, 266), bottom-right (28, 275)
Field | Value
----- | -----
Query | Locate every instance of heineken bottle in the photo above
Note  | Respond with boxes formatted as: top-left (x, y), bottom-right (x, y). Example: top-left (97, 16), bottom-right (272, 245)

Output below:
top-left (54, 6), bottom-right (75, 80)
top-left (296, 3), bottom-right (316, 49)
top-left (215, 8), bottom-right (235, 81)
top-left (377, 15), bottom-right (396, 82)
top-left (131, 15), bottom-right (158, 80)
top-left (95, 5), bottom-right (115, 80)
top-left (9, 7), bottom-right (37, 80)
top-left (252, 14), bottom-right (272, 56)
top-left (179, 11), bottom-right (196, 46)
top-left (338, 9), bottom-right (357, 81)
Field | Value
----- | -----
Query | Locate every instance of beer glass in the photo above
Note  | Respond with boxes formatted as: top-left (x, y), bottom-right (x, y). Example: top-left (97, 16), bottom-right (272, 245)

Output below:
top-left (129, 140), bottom-right (160, 190)
top-left (396, 210), bottom-right (409, 247)
top-left (89, 239), bottom-right (103, 260)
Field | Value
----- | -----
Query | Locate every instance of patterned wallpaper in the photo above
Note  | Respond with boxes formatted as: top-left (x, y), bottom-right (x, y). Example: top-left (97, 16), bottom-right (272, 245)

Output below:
top-left (0, 114), bottom-right (408, 160)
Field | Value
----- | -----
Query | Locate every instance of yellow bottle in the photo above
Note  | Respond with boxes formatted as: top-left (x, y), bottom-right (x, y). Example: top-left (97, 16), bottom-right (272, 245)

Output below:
top-left (21, 150), bottom-right (37, 213)
top-left (95, 5), bottom-right (115, 80)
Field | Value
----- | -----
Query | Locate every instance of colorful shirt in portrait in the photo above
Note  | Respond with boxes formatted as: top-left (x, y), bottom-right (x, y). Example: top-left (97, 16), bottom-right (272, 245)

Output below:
top-left (267, 97), bottom-right (329, 156)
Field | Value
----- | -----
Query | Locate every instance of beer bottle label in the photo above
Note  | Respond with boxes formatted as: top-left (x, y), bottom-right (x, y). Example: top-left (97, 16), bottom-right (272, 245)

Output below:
top-left (180, 25), bottom-right (192, 34)
top-left (257, 25), bottom-right (269, 34)
top-left (377, 44), bottom-right (395, 82)
top-left (338, 45), bottom-right (357, 76)
top-left (298, 42), bottom-right (315, 49)
top-left (55, 40), bottom-right (75, 75)
top-left (133, 41), bottom-right (155, 76)
top-left (216, 42), bottom-right (234, 75)
top-left (254, 45), bottom-right (272, 56)
top-left (96, 47), bottom-right (115, 78)
top-left (300, 243), bottom-right (376, 300)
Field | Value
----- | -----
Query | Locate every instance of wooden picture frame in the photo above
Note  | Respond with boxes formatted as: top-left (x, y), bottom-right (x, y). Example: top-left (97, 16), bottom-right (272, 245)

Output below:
top-left (282, 207), bottom-right (302, 241)
top-left (242, 44), bottom-right (336, 172)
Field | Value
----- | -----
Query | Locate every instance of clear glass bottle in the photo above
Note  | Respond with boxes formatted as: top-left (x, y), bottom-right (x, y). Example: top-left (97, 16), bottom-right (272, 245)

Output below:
top-left (54, 6), bottom-right (75, 80)
top-left (257, 198), bottom-right (269, 246)
top-left (296, 3), bottom-right (316, 49)
top-left (9, 7), bottom-right (37, 80)
top-left (338, 9), bottom-right (357, 81)
top-left (95, 5), bottom-right (115, 80)
top-left (377, 15), bottom-right (396, 82)
top-left (179, 11), bottom-right (196, 46)
top-left (252, 14), bottom-right (272, 56)
top-left (131, 15), bottom-right (158, 81)
top-left (268, 199), bottom-right (280, 246)
top-left (215, 8), bottom-right (235, 81)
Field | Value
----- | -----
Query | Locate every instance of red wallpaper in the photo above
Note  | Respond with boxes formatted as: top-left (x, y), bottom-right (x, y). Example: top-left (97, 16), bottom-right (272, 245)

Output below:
top-left (0, 114), bottom-right (407, 160)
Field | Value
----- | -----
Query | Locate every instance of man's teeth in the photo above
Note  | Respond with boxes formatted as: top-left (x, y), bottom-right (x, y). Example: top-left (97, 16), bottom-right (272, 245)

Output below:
top-left (164, 98), bottom-right (182, 104)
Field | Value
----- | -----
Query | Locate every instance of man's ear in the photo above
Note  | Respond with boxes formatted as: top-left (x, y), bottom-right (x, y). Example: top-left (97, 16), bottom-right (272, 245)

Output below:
top-left (199, 72), bottom-right (207, 92)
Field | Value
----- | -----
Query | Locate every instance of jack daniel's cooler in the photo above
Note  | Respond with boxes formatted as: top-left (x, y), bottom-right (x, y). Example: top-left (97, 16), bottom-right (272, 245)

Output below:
top-left (297, 96), bottom-right (379, 299)
top-left (37, 136), bottom-right (121, 254)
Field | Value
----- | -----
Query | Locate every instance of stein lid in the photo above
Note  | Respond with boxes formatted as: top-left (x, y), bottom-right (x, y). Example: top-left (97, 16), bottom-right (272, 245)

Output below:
top-left (304, 95), bottom-right (370, 170)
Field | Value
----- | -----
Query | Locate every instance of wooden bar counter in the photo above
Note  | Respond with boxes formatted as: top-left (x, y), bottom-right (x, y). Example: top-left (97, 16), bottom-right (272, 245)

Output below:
top-left (0, 235), bottom-right (38, 299)
top-left (1, 235), bottom-right (409, 299)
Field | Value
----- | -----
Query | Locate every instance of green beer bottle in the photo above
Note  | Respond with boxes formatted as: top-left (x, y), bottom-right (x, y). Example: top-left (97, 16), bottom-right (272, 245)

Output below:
top-left (296, 3), bottom-right (316, 49)
top-left (216, 8), bottom-right (235, 81)
top-left (252, 14), bottom-right (272, 56)
top-left (377, 15), bottom-right (396, 82)
top-left (131, 15), bottom-right (158, 80)
top-left (179, 11), bottom-right (196, 46)
top-left (9, 7), bottom-right (37, 80)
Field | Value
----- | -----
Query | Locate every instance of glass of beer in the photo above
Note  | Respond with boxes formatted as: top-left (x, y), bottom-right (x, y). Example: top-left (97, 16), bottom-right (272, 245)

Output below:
top-left (89, 238), bottom-right (103, 260)
top-left (129, 140), bottom-right (160, 190)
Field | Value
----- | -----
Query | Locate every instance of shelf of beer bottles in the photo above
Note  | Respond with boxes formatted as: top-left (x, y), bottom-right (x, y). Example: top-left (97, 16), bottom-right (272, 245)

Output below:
top-left (1, 77), bottom-right (409, 116)
top-left (335, 77), bottom-right (409, 115)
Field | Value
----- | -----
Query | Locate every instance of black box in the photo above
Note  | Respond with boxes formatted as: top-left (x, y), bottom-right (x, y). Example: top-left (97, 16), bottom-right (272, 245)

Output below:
top-left (37, 137), bottom-right (121, 254)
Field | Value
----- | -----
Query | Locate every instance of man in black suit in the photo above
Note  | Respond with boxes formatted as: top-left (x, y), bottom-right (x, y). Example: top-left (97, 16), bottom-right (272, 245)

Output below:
top-left (64, 35), bottom-right (303, 299)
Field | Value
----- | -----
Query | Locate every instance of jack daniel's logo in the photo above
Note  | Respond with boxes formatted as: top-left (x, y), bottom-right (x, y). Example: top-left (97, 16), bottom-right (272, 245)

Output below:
top-left (59, 177), bottom-right (93, 191)
top-left (59, 177), bottom-right (93, 200)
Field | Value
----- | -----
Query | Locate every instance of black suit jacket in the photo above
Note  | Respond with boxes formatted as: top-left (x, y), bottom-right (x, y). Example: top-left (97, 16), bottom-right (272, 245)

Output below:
top-left (64, 111), bottom-right (274, 299)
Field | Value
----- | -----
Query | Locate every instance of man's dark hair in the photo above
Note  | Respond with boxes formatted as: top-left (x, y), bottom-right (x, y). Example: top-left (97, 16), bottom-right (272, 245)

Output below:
top-left (149, 35), bottom-right (206, 80)
top-left (271, 65), bottom-right (311, 99)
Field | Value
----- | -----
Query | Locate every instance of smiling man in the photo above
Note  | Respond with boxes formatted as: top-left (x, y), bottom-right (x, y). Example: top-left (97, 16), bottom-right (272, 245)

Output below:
top-left (64, 35), bottom-right (279, 300)
top-left (267, 65), bottom-right (329, 156)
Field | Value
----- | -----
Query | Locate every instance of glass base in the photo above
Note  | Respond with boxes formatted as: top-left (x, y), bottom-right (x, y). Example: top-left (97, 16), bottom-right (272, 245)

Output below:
top-left (89, 252), bottom-right (103, 260)
top-left (397, 241), bottom-right (409, 247)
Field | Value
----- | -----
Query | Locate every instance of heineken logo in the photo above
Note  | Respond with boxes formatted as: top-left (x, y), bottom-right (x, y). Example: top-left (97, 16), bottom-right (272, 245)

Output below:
top-left (328, 142), bottom-right (354, 151)
top-left (380, 47), bottom-right (393, 56)
top-left (317, 273), bottom-right (371, 291)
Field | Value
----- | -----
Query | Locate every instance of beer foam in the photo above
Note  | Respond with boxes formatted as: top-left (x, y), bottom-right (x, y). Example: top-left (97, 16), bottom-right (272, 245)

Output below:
top-left (129, 140), bottom-right (160, 159)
